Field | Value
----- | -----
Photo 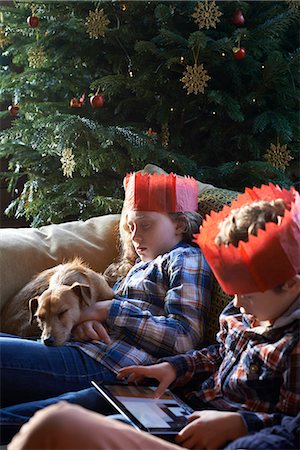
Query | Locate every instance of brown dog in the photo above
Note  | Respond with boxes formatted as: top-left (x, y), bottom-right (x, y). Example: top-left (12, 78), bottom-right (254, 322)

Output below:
top-left (0, 258), bottom-right (114, 346)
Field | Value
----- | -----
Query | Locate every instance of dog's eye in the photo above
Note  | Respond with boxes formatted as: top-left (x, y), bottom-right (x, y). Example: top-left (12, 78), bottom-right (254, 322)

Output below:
top-left (58, 310), bottom-right (68, 319)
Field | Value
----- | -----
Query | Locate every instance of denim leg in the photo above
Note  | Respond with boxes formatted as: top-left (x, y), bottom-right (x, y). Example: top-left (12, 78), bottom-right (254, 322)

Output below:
top-left (0, 335), bottom-right (117, 407)
top-left (1, 387), bottom-right (116, 445)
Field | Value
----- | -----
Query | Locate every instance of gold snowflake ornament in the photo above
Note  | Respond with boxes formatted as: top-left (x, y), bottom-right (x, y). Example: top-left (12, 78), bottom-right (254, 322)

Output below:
top-left (264, 141), bottom-right (294, 171)
top-left (192, 1), bottom-right (223, 30)
top-left (286, 1), bottom-right (300, 9)
top-left (60, 148), bottom-right (76, 178)
top-left (86, 8), bottom-right (110, 39)
top-left (181, 63), bottom-right (211, 95)
top-left (27, 47), bottom-right (47, 68)
top-left (0, 26), bottom-right (10, 49)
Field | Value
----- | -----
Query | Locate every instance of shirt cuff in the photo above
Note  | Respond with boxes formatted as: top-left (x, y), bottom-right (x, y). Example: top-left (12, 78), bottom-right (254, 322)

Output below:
top-left (106, 296), bottom-right (122, 328)
top-left (238, 411), bottom-right (265, 432)
top-left (158, 354), bottom-right (191, 378)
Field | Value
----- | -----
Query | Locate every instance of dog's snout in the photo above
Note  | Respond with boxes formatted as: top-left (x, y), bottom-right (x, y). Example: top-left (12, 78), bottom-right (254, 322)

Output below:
top-left (43, 336), bottom-right (55, 346)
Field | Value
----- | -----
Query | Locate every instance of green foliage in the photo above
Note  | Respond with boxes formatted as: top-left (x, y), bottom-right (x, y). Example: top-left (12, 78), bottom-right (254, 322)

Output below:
top-left (0, 1), bottom-right (299, 226)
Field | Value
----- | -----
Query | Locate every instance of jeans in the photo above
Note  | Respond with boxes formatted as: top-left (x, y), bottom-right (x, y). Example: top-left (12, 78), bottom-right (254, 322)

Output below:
top-left (0, 334), bottom-right (118, 444)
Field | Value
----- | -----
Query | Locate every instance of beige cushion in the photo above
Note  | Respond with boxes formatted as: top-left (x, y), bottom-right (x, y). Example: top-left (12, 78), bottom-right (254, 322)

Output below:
top-left (0, 214), bottom-right (120, 308)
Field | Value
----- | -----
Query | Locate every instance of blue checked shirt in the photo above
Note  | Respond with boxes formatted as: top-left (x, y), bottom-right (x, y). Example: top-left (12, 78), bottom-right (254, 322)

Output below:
top-left (162, 299), bottom-right (300, 433)
top-left (71, 242), bottom-right (212, 373)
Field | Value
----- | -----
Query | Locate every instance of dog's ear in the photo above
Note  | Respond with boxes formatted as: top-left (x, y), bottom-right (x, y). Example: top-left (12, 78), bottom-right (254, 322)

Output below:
top-left (70, 282), bottom-right (92, 307)
top-left (29, 297), bottom-right (39, 324)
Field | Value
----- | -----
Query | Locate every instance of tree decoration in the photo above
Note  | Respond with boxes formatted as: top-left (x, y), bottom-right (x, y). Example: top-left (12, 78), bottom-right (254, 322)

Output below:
top-left (85, 8), bottom-right (110, 39)
top-left (231, 9), bottom-right (245, 26)
top-left (70, 98), bottom-right (82, 107)
top-left (8, 104), bottom-right (19, 116)
top-left (264, 140), bottom-right (294, 171)
top-left (27, 46), bottom-right (47, 68)
top-left (70, 93), bottom-right (85, 108)
top-left (192, 0), bottom-right (223, 30)
top-left (232, 35), bottom-right (246, 60)
top-left (286, 1), bottom-right (300, 8)
top-left (120, 2), bottom-right (128, 11)
top-left (90, 91), bottom-right (105, 108)
top-left (232, 47), bottom-right (246, 60)
top-left (146, 127), bottom-right (157, 137)
top-left (181, 63), bottom-right (211, 95)
top-left (60, 148), bottom-right (76, 178)
top-left (27, 15), bottom-right (39, 28)
top-left (0, 26), bottom-right (10, 49)
top-left (161, 124), bottom-right (170, 147)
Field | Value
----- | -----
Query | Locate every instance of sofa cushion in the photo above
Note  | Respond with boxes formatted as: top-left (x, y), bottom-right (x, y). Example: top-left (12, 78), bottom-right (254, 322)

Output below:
top-left (0, 214), bottom-right (120, 308)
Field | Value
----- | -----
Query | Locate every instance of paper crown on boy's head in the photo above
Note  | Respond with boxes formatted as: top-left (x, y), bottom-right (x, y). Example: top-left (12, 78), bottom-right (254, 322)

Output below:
top-left (194, 183), bottom-right (300, 295)
top-left (124, 172), bottom-right (198, 213)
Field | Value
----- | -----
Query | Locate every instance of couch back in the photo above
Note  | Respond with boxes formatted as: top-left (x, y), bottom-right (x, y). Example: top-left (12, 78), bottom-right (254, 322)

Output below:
top-left (197, 188), bottom-right (237, 343)
top-left (0, 187), bottom-right (238, 344)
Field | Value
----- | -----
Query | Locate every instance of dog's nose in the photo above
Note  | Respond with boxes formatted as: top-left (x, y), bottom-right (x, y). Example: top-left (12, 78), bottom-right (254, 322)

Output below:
top-left (43, 336), bottom-right (55, 346)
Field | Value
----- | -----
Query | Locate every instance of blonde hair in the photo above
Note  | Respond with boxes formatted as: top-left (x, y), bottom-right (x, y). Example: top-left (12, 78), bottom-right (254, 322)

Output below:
top-left (215, 199), bottom-right (287, 248)
top-left (104, 206), bottom-right (202, 285)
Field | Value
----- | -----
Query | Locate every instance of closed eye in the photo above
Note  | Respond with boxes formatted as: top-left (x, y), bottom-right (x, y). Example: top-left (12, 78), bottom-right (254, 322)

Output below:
top-left (58, 310), bottom-right (68, 319)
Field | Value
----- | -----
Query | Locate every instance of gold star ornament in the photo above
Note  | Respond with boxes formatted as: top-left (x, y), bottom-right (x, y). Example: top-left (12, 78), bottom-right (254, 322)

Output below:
top-left (264, 141), bottom-right (294, 171)
top-left (192, 1), bottom-right (223, 30)
top-left (86, 8), bottom-right (110, 39)
top-left (181, 63), bottom-right (211, 95)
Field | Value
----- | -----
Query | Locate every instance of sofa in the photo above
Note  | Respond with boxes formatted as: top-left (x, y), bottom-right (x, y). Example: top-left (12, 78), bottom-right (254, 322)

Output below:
top-left (0, 175), bottom-right (238, 345)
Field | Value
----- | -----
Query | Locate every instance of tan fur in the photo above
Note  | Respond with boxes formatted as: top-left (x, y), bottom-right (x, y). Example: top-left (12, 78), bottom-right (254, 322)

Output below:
top-left (0, 257), bottom-right (114, 345)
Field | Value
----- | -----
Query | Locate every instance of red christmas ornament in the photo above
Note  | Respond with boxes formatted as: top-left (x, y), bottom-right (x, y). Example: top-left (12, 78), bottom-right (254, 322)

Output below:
top-left (146, 127), bottom-right (156, 136)
top-left (233, 47), bottom-right (246, 60)
top-left (70, 93), bottom-right (85, 108)
top-left (90, 94), bottom-right (104, 109)
top-left (70, 98), bottom-right (82, 108)
top-left (27, 15), bottom-right (39, 28)
top-left (231, 10), bottom-right (245, 26)
top-left (8, 104), bottom-right (19, 116)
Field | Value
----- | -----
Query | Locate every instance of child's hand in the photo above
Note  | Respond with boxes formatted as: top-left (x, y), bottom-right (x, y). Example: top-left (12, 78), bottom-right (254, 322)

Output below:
top-left (72, 320), bottom-right (111, 344)
top-left (117, 362), bottom-right (176, 398)
top-left (78, 301), bottom-right (112, 323)
top-left (175, 410), bottom-right (247, 449)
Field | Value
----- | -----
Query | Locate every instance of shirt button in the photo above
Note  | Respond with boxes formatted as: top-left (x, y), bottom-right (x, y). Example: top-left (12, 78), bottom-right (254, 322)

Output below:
top-left (249, 364), bottom-right (259, 374)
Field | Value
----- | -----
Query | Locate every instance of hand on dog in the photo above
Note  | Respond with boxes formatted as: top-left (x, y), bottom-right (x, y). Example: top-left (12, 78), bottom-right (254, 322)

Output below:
top-left (77, 301), bottom-right (112, 323)
top-left (72, 320), bottom-right (111, 344)
top-left (72, 301), bottom-right (112, 344)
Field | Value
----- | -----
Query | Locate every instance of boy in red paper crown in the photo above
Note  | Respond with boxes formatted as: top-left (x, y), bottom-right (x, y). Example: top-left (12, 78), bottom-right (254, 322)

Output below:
top-left (8, 183), bottom-right (300, 450)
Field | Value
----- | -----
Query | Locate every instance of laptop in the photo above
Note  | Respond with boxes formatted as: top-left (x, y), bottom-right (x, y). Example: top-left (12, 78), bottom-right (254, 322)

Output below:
top-left (91, 381), bottom-right (194, 439)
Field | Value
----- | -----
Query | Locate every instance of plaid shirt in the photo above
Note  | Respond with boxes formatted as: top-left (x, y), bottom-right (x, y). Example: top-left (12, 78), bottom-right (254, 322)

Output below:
top-left (163, 299), bottom-right (300, 433)
top-left (71, 242), bottom-right (212, 373)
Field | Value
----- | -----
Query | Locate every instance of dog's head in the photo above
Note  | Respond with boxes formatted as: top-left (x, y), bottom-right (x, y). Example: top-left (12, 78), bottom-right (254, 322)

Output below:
top-left (29, 283), bottom-right (92, 346)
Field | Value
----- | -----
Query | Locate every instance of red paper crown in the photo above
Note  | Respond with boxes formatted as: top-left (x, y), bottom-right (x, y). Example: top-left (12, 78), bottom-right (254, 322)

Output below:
top-left (124, 172), bottom-right (198, 213)
top-left (195, 183), bottom-right (300, 294)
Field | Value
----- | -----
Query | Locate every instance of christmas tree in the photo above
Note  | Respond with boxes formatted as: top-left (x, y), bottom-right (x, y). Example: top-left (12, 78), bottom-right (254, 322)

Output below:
top-left (0, 1), bottom-right (299, 226)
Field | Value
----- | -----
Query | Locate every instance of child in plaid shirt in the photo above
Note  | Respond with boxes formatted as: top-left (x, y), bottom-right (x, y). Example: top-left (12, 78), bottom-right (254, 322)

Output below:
top-left (1, 172), bottom-right (212, 445)
top-left (8, 183), bottom-right (299, 450)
